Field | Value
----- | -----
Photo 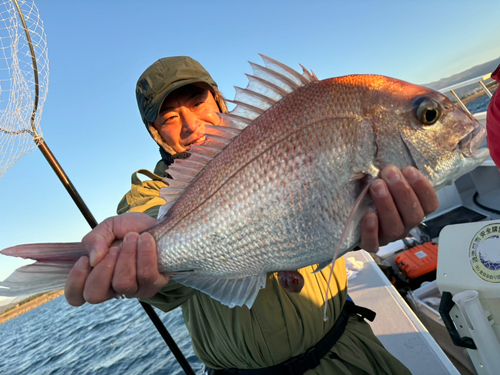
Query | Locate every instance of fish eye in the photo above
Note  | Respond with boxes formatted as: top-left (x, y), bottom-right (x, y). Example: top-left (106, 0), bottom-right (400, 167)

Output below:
top-left (416, 99), bottom-right (441, 125)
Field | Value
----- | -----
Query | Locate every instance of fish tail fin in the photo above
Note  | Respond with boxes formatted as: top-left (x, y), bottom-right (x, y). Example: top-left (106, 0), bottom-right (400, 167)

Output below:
top-left (0, 243), bottom-right (84, 297)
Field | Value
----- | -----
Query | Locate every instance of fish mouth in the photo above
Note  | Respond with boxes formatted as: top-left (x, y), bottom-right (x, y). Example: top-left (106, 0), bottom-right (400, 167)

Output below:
top-left (458, 125), bottom-right (487, 158)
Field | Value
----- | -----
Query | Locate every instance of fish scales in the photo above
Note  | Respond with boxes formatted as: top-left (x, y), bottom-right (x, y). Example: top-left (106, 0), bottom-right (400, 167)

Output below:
top-left (150, 76), bottom-right (411, 276)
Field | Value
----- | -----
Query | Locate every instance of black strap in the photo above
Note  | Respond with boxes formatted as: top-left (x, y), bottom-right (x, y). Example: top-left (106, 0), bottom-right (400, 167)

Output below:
top-left (159, 147), bottom-right (191, 167)
top-left (347, 301), bottom-right (376, 322)
top-left (206, 301), bottom-right (375, 375)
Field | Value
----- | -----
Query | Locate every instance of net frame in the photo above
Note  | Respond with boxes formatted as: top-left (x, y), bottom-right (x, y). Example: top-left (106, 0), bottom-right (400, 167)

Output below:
top-left (0, 0), bottom-right (48, 177)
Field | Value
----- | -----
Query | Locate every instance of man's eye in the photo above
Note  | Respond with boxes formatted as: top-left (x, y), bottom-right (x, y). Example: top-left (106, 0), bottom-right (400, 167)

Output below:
top-left (193, 101), bottom-right (204, 108)
top-left (164, 115), bottom-right (177, 123)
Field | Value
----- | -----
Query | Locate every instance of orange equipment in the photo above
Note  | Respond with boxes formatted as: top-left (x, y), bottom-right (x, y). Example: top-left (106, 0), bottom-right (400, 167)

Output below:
top-left (395, 242), bottom-right (438, 279)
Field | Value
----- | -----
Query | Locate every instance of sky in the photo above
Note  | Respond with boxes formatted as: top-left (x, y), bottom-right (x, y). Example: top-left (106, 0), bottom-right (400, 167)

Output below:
top-left (0, 0), bottom-right (499, 303)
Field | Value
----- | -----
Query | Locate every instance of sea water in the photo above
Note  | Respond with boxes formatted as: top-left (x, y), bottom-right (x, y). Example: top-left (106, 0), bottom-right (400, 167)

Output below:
top-left (467, 92), bottom-right (494, 114)
top-left (0, 296), bottom-right (203, 374)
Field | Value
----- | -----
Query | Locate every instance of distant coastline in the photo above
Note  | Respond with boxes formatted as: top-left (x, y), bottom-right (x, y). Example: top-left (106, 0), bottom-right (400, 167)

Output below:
top-left (460, 81), bottom-right (498, 105)
top-left (0, 290), bottom-right (64, 325)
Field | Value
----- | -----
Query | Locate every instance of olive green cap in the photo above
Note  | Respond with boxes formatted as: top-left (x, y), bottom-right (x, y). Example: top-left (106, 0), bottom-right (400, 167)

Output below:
top-left (136, 56), bottom-right (218, 125)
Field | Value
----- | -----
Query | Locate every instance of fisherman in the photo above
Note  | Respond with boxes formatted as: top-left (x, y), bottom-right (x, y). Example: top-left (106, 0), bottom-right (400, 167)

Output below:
top-left (65, 56), bottom-right (438, 374)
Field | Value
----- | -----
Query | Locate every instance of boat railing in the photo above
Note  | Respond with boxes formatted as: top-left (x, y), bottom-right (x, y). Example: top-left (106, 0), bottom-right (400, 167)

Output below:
top-left (438, 73), bottom-right (493, 115)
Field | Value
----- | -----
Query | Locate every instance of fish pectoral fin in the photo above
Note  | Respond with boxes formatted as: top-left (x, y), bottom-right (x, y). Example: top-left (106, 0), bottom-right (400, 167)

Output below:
top-left (170, 272), bottom-right (267, 309)
top-left (331, 173), bottom-right (374, 262)
top-left (322, 175), bottom-right (374, 321)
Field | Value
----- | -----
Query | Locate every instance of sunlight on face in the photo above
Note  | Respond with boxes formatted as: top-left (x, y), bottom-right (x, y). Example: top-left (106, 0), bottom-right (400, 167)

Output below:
top-left (152, 85), bottom-right (221, 153)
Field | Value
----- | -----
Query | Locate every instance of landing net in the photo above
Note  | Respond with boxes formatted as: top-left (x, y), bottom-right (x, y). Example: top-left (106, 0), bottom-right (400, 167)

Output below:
top-left (0, 0), bottom-right (48, 178)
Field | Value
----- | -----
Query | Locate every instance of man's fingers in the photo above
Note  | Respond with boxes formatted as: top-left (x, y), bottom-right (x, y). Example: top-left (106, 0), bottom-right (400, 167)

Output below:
top-left (65, 256), bottom-right (91, 306)
top-left (114, 213), bottom-right (159, 236)
top-left (82, 213), bottom-right (158, 267)
top-left (365, 165), bottom-right (438, 250)
top-left (380, 166), bottom-right (424, 231)
top-left (359, 213), bottom-right (379, 253)
top-left (83, 247), bottom-right (119, 304)
top-left (402, 166), bottom-right (439, 216)
top-left (112, 232), bottom-right (139, 298)
top-left (370, 178), bottom-right (405, 244)
top-left (136, 232), bottom-right (169, 298)
top-left (81, 217), bottom-right (116, 267)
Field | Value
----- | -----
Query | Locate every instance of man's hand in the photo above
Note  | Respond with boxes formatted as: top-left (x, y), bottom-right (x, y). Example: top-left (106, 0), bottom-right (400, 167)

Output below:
top-left (360, 165), bottom-right (439, 252)
top-left (65, 212), bottom-right (170, 306)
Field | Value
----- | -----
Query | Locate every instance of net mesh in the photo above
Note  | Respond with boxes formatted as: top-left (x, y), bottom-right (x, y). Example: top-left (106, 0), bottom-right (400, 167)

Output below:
top-left (0, 0), bottom-right (48, 178)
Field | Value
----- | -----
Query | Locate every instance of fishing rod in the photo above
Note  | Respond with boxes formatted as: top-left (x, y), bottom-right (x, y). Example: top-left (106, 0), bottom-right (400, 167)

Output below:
top-left (8, 1), bottom-right (195, 374)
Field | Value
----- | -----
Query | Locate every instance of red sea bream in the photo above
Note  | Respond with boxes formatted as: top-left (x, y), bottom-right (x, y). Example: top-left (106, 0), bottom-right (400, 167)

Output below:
top-left (0, 55), bottom-right (489, 308)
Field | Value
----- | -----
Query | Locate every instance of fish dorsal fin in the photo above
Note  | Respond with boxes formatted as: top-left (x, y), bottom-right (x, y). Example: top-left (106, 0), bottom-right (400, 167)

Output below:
top-left (226, 54), bottom-right (318, 129)
top-left (158, 55), bottom-right (317, 219)
top-left (158, 130), bottom-right (240, 218)
top-left (259, 54), bottom-right (315, 87)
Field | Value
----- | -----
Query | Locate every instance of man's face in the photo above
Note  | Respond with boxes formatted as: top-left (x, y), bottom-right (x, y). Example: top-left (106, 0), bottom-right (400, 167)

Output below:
top-left (152, 85), bottom-right (221, 153)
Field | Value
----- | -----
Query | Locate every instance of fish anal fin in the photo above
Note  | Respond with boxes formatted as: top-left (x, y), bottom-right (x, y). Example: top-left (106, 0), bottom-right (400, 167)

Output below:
top-left (170, 272), bottom-right (267, 309)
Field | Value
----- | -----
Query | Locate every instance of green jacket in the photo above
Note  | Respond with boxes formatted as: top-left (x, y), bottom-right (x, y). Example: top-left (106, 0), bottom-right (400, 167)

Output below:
top-left (117, 162), bottom-right (410, 374)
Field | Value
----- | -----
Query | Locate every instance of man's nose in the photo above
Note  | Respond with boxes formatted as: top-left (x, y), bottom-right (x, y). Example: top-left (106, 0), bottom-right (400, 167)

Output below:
top-left (181, 109), bottom-right (200, 133)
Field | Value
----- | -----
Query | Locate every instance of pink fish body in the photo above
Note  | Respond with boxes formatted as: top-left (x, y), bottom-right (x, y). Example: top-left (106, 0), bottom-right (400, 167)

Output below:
top-left (0, 56), bottom-right (489, 308)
